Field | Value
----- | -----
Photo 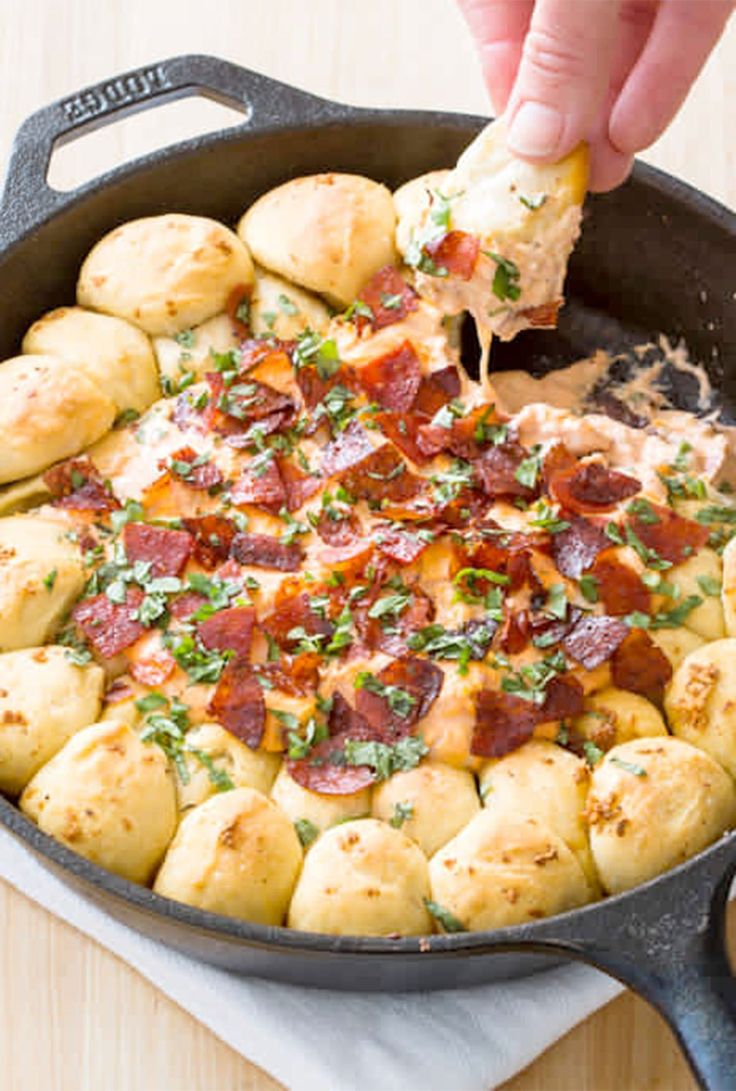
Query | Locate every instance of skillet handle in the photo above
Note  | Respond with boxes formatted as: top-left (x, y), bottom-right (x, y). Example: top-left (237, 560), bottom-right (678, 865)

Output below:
top-left (0, 54), bottom-right (335, 233)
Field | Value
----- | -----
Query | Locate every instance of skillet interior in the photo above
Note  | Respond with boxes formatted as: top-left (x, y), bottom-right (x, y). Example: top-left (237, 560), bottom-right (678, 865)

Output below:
top-left (0, 105), bottom-right (735, 991)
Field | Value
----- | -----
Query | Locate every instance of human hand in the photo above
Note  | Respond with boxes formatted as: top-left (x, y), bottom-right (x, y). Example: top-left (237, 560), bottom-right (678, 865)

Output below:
top-left (458, 0), bottom-right (734, 190)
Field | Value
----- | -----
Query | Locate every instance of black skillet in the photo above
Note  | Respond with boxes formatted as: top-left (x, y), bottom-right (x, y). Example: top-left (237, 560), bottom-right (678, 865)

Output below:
top-left (0, 54), bottom-right (735, 1089)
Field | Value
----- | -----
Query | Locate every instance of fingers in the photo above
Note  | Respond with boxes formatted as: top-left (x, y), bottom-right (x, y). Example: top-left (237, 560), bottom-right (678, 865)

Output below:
top-left (609, 0), bottom-right (735, 155)
top-left (505, 0), bottom-right (622, 160)
top-left (457, 0), bottom-right (534, 112)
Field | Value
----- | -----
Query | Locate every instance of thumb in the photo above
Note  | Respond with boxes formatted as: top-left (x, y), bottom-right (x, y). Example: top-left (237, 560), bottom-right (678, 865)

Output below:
top-left (506, 0), bottom-right (621, 161)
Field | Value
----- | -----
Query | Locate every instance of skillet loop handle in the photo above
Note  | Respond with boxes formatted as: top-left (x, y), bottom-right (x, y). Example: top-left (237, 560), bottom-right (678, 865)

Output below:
top-left (0, 53), bottom-right (334, 233)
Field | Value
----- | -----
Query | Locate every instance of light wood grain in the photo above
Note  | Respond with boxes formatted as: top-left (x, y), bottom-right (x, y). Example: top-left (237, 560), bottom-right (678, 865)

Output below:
top-left (0, 2), bottom-right (734, 1089)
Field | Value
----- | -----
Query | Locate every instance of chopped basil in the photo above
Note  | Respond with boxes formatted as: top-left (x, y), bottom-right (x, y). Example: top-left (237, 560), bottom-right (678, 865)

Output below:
top-left (583, 741), bottom-right (604, 767)
top-left (342, 734), bottom-right (428, 780)
top-left (498, 651), bottom-right (567, 705)
top-left (609, 755), bottom-right (647, 777)
top-left (578, 575), bottom-right (599, 603)
top-left (626, 497), bottom-right (660, 524)
top-left (696, 505), bottom-right (736, 525)
top-left (277, 293), bottom-right (299, 316)
top-left (174, 329), bottom-right (195, 349)
top-left (354, 672), bottom-right (416, 718)
top-left (389, 801), bottom-right (415, 829)
top-left (293, 330), bottom-right (341, 380)
top-left (696, 574), bottom-right (721, 596)
top-left (424, 898), bottom-right (466, 933)
top-left (519, 193), bottom-right (547, 211)
top-left (43, 568), bottom-right (58, 592)
top-left (287, 716), bottom-right (329, 760)
top-left (294, 818), bottom-right (320, 847)
top-left (528, 501), bottom-right (570, 533)
top-left (485, 251), bottom-right (521, 302)
top-left (545, 582), bottom-right (568, 621)
top-left (514, 448), bottom-right (542, 490)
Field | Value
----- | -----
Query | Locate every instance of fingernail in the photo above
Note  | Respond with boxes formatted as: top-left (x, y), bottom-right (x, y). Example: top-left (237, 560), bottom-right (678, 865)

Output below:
top-left (508, 101), bottom-right (564, 158)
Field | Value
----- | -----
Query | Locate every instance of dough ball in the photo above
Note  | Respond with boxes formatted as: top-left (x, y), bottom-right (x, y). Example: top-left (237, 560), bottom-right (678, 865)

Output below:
top-left (250, 267), bottom-right (331, 339)
top-left (20, 720), bottom-right (177, 883)
top-left (287, 818), bottom-right (432, 936)
top-left (478, 740), bottom-right (596, 887)
top-left (372, 761), bottom-right (479, 856)
top-left (586, 737), bottom-right (736, 894)
top-left (22, 307), bottom-right (159, 414)
top-left (176, 723), bottom-right (281, 810)
top-left (153, 312), bottom-right (239, 387)
top-left (0, 515), bottom-right (86, 651)
top-left (648, 626), bottom-right (705, 671)
top-left (271, 764), bottom-right (371, 840)
top-left (393, 170), bottom-right (451, 254)
top-left (665, 547), bottom-right (724, 640)
top-left (720, 536), bottom-right (736, 637)
top-left (0, 646), bottom-right (104, 795)
top-left (238, 174), bottom-right (397, 306)
top-left (0, 355), bottom-right (116, 484)
top-left (665, 637), bottom-right (736, 779)
top-left (154, 787), bottom-right (302, 924)
top-left (573, 687), bottom-right (667, 752)
top-left (78, 214), bottom-right (254, 336)
top-left (429, 811), bottom-right (591, 931)
top-left (0, 474), bottom-right (52, 518)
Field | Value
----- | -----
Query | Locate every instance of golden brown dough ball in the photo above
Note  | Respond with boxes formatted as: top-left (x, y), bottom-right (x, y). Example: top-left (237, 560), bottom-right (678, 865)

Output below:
top-left (665, 548), bottom-right (724, 641)
top-left (153, 312), bottom-right (239, 387)
top-left (271, 764), bottom-right (371, 839)
top-left (372, 761), bottom-right (479, 857)
top-left (586, 737), bottom-right (736, 894)
top-left (0, 646), bottom-right (104, 795)
top-left (176, 723), bottom-right (281, 811)
top-left (22, 307), bottom-right (160, 415)
top-left (250, 267), bottom-right (331, 340)
top-left (154, 787), bottom-right (302, 924)
top-left (0, 515), bottom-right (86, 651)
top-left (648, 626), bottom-right (705, 671)
top-left (287, 818), bottom-right (432, 936)
top-left (665, 638), bottom-right (736, 779)
top-left (572, 688), bottom-right (667, 752)
top-left (0, 355), bottom-right (116, 484)
top-left (78, 214), bottom-right (254, 336)
top-left (0, 474), bottom-right (52, 518)
top-left (478, 741), bottom-right (596, 888)
top-left (20, 720), bottom-right (177, 884)
top-left (238, 174), bottom-right (397, 307)
top-left (720, 536), bottom-right (736, 637)
top-left (429, 811), bottom-right (591, 931)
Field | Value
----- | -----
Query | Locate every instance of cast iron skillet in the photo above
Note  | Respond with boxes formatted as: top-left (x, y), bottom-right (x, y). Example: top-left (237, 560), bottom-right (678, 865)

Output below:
top-left (1, 54), bottom-right (735, 1089)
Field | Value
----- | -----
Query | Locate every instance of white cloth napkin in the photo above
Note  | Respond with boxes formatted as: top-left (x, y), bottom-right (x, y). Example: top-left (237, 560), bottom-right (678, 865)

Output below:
top-left (0, 826), bottom-right (622, 1091)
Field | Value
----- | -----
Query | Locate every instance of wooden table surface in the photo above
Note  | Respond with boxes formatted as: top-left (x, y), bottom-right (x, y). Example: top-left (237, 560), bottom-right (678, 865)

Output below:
top-left (1, 2), bottom-right (734, 1088)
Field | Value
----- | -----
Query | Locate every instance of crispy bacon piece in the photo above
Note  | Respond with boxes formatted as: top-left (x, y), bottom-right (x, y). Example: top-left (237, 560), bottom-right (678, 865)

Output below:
top-left (44, 457), bottom-right (119, 512)
top-left (197, 606), bottom-right (256, 661)
top-left (413, 365), bottom-right (462, 417)
top-left (172, 390), bottom-right (209, 435)
top-left (341, 444), bottom-right (422, 504)
top-left (230, 458), bottom-right (287, 512)
top-left (373, 411), bottom-right (432, 464)
top-left (356, 588), bottom-right (435, 657)
top-left (356, 265), bottom-right (418, 331)
top-left (471, 675), bottom-right (584, 758)
top-left (424, 230), bottom-right (479, 280)
top-left (279, 457), bottom-right (322, 511)
top-left (329, 691), bottom-right (374, 738)
top-left (356, 341), bottom-right (422, 413)
top-left (207, 659), bottom-right (265, 748)
top-left (549, 461), bottom-right (641, 514)
top-left (206, 372), bottom-right (296, 438)
top-left (611, 629), bottom-right (673, 702)
top-left (321, 422), bottom-right (375, 478)
top-left (356, 657), bottom-right (443, 737)
top-left (168, 445), bottom-right (223, 491)
top-left (418, 403), bottom-right (507, 461)
top-left (295, 364), bottom-right (355, 410)
top-left (591, 551), bottom-right (650, 617)
top-left (72, 589), bottom-right (146, 659)
top-left (182, 514), bottom-right (236, 569)
top-left (315, 509), bottom-right (361, 548)
top-left (226, 283), bottom-right (252, 338)
top-left (625, 504), bottom-right (709, 565)
top-left (123, 523), bottom-right (193, 578)
top-left (520, 300), bottom-right (562, 328)
top-left (476, 440), bottom-right (537, 500)
top-left (552, 515), bottom-right (609, 579)
top-left (129, 648), bottom-right (176, 686)
top-left (459, 527), bottom-right (542, 592)
top-left (262, 593), bottom-right (333, 652)
top-left (319, 539), bottom-right (375, 576)
top-left (541, 443), bottom-right (577, 489)
top-left (563, 614), bottom-right (629, 671)
top-left (498, 609), bottom-right (531, 654)
top-left (231, 533), bottom-right (303, 571)
top-left (375, 524), bottom-right (431, 566)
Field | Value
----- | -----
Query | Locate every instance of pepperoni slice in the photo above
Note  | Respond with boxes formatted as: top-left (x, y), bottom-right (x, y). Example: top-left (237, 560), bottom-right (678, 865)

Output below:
top-left (44, 457), bottom-right (119, 512)
top-left (169, 591), bottom-right (209, 621)
top-left (279, 457), bottom-right (322, 511)
top-left (182, 514), bottom-right (236, 570)
top-left (424, 230), bottom-right (479, 280)
top-left (356, 265), bottom-right (418, 331)
top-left (315, 508), bottom-right (361, 548)
top-left (355, 657), bottom-right (443, 737)
top-left (356, 588), bottom-right (435, 657)
top-left (611, 629), bottom-right (673, 702)
top-left (625, 504), bottom-right (709, 565)
top-left (549, 462), bottom-right (641, 514)
top-left (356, 341), bottom-right (422, 413)
top-left (413, 366), bottom-right (462, 417)
top-left (341, 444), bottom-right (423, 504)
top-left (129, 648), bottom-right (177, 686)
top-left (262, 592), bottom-right (333, 652)
top-left (372, 411), bottom-right (431, 464)
top-left (72, 589), bottom-right (146, 659)
top-left (287, 694), bottom-right (381, 795)
top-left (226, 283), bottom-right (252, 338)
top-left (207, 659), bottom-right (265, 748)
top-left (123, 523), bottom-right (193, 578)
top-left (552, 515), bottom-right (609, 579)
top-left (197, 606), bottom-right (256, 661)
top-left (476, 440), bottom-right (538, 499)
top-left (563, 614), bottom-right (629, 670)
top-left (375, 524), bottom-right (432, 566)
top-left (168, 446), bottom-right (223, 491)
top-left (231, 533), bottom-right (303, 571)
top-left (591, 551), bottom-right (650, 617)
top-left (230, 458), bottom-right (287, 512)
top-left (329, 691), bottom-right (374, 737)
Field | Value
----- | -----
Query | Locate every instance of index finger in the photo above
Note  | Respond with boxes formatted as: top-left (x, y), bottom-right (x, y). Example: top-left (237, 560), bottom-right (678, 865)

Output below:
top-left (457, 0), bottom-right (534, 112)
